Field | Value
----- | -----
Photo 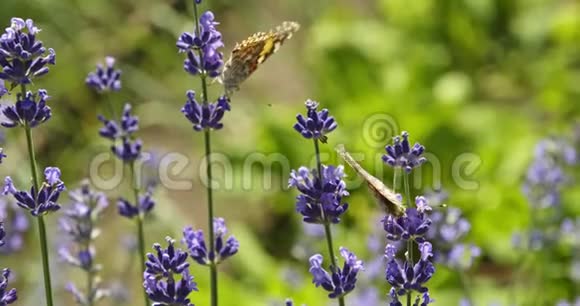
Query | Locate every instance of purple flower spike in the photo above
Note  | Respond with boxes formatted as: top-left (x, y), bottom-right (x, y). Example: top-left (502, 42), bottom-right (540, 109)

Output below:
top-left (181, 91), bottom-right (230, 131)
top-left (288, 165), bottom-right (349, 224)
top-left (145, 237), bottom-right (190, 278)
top-left (308, 247), bottom-right (363, 299)
top-left (0, 269), bottom-right (17, 305)
top-left (117, 188), bottom-right (155, 219)
top-left (86, 56), bottom-right (122, 93)
top-left (293, 100), bottom-right (337, 143)
top-left (383, 131), bottom-right (426, 173)
top-left (177, 11), bottom-right (224, 78)
top-left (143, 269), bottom-right (198, 306)
top-left (0, 18), bottom-right (56, 86)
top-left (3, 167), bottom-right (65, 216)
top-left (1, 89), bottom-right (51, 128)
top-left (182, 217), bottom-right (239, 266)
top-left (383, 208), bottom-right (432, 243)
top-left (385, 242), bottom-right (435, 297)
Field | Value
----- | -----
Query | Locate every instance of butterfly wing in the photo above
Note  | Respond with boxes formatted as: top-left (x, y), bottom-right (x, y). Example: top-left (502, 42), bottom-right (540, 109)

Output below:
top-left (336, 145), bottom-right (405, 216)
top-left (222, 21), bottom-right (300, 96)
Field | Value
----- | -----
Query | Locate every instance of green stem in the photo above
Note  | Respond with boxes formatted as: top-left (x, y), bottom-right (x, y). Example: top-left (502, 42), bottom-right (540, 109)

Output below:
top-left (392, 167), bottom-right (399, 193)
top-left (314, 139), bottom-right (345, 306)
top-left (459, 270), bottom-right (473, 305)
top-left (204, 129), bottom-right (218, 306)
top-left (130, 162), bottom-right (149, 306)
top-left (26, 131), bottom-right (54, 306)
top-left (403, 172), bottom-right (413, 306)
top-left (193, 1), bottom-right (217, 304)
top-left (22, 83), bottom-right (54, 306)
top-left (106, 93), bottom-right (117, 120)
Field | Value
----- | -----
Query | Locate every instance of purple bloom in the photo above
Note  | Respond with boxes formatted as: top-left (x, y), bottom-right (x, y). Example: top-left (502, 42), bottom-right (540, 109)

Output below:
top-left (112, 137), bottom-right (142, 162)
top-left (0, 198), bottom-right (29, 254)
top-left (59, 181), bottom-right (108, 304)
top-left (0, 18), bottom-right (56, 86)
top-left (383, 208), bottom-right (432, 243)
top-left (177, 11), bottom-right (224, 78)
top-left (117, 188), bottom-right (155, 219)
top-left (86, 56), bottom-right (122, 92)
top-left (385, 242), bottom-right (435, 297)
top-left (98, 104), bottom-right (139, 140)
top-left (389, 288), bottom-right (433, 306)
top-left (1, 89), bottom-right (51, 128)
top-left (145, 237), bottom-right (189, 278)
top-left (0, 222), bottom-right (4, 247)
top-left (293, 100), bottom-right (337, 143)
top-left (288, 165), bottom-right (349, 224)
top-left (523, 137), bottom-right (576, 208)
top-left (0, 81), bottom-right (6, 98)
top-left (556, 297), bottom-right (580, 306)
top-left (0, 149), bottom-right (4, 164)
top-left (181, 91), bottom-right (230, 131)
top-left (426, 206), bottom-right (480, 268)
top-left (183, 218), bottom-right (239, 265)
top-left (446, 244), bottom-right (481, 270)
top-left (0, 269), bottom-right (17, 305)
top-left (308, 247), bottom-right (363, 299)
top-left (143, 269), bottom-right (198, 306)
top-left (383, 131), bottom-right (426, 173)
top-left (3, 167), bottom-right (65, 216)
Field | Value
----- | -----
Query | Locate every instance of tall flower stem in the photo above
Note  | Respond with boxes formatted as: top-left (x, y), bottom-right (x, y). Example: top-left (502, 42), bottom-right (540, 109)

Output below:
top-left (403, 172), bottom-right (413, 306)
top-left (191, 1), bottom-right (218, 304)
top-left (21, 83), bottom-right (54, 306)
top-left (204, 129), bottom-right (218, 306)
top-left (459, 271), bottom-right (473, 305)
top-left (129, 161), bottom-right (149, 306)
top-left (313, 139), bottom-right (345, 306)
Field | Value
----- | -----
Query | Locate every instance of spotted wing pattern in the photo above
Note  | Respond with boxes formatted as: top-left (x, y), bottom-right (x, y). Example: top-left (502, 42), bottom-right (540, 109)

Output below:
top-left (222, 21), bottom-right (300, 96)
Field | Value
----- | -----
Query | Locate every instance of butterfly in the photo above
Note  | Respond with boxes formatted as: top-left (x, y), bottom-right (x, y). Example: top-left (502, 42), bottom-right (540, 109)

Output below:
top-left (221, 21), bottom-right (300, 96)
top-left (336, 144), bottom-right (405, 217)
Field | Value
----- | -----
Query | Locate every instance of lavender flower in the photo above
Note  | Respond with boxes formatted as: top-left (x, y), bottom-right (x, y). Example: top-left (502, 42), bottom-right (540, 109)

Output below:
top-left (0, 198), bottom-right (29, 253)
top-left (1, 89), bottom-right (51, 128)
top-left (59, 181), bottom-right (108, 305)
top-left (556, 297), bottom-right (580, 306)
top-left (0, 18), bottom-right (56, 86)
top-left (0, 222), bottom-right (4, 247)
top-left (427, 206), bottom-right (480, 269)
top-left (0, 149), bottom-right (6, 163)
top-left (183, 218), bottom-right (239, 265)
top-left (389, 289), bottom-right (432, 306)
top-left (383, 207), bottom-right (432, 243)
top-left (308, 247), bottom-right (363, 299)
top-left (383, 131), bottom-right (426, 173)
top-left (288, 165), bottom-right (349, 224)
top-left (3, 167), bottom-right (65, 216)
top-left (145, 237), bottom-right (189, 277)
top-left (0, 269), bottom-right (17, 305)
top-left (0, 80), bottom-right (7, 97)
top-left (143, 237), bottom-right (198, 306)
top-left (181, 91), bottom-right (230, 131)
top-left (97, 103), bottom-right (138, 139)
top-left (117, 187), bottom-right (154, 219)
top-left (293, 100), bottom-right (337, 143)
top-left (85, 56), bottom-right (122, 92)
top-left (385, 242), bottom-right (435, 298)
top-left (98, 103), bottom-right (142, 162)
top-left (177, 11), bottom-right (224, 78)
top-left (523, 137), bottom-right (576, 208)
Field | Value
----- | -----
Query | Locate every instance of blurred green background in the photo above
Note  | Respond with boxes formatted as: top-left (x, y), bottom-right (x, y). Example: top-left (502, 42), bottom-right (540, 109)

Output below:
top-left (0, 0), bottom-right (579, 305)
